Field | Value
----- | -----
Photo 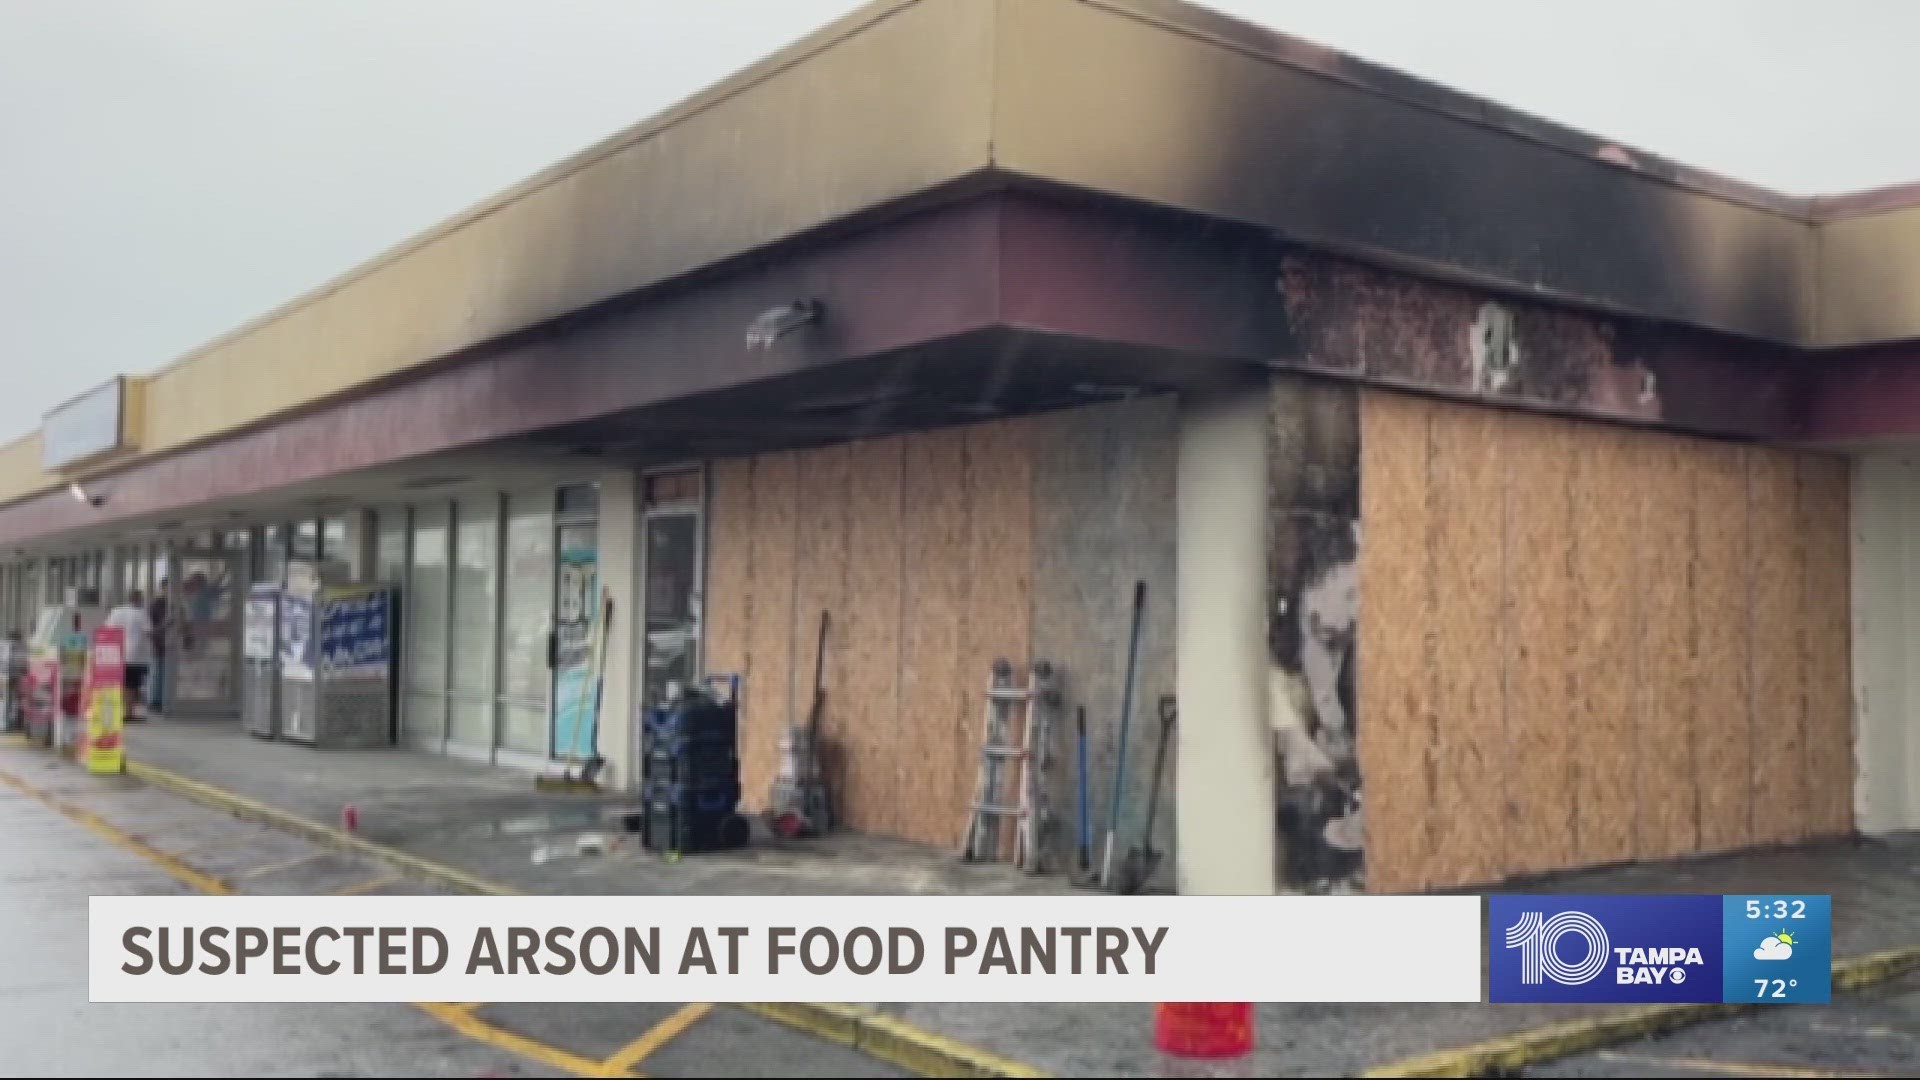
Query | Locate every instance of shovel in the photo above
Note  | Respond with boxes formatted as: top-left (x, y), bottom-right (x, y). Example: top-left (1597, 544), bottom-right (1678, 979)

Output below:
top-left (1115, 695), bottom-right (1176, 895)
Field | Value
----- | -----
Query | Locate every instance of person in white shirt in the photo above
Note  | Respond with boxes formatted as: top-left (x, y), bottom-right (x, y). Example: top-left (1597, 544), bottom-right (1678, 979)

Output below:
top-left (106, 589), bottom-right (155, 721)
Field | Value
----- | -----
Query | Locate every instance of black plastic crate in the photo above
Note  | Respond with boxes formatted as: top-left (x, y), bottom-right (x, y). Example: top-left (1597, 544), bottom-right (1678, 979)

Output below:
top-left (638, 804), bottom-right (749, 854)
top-left (643, 699), bottom-right (736, 748)
top-left (643, 779), bottom-right (742, 814)
top-left (643, 744), bottom-right (738, 785)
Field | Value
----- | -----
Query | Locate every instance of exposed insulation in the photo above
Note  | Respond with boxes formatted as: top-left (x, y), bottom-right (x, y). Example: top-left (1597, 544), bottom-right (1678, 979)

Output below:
top-left (1570, 428), bottom-right (1642, 865)
top-left (1748, 448), bottom-right (1808, 845)
top-left (741, 451), bottom-right (800, 812)
top-left (841, 436), bottom-right (908, 838)
top-left (1800, 453), bottom-right (1854, 837)
top-left (1500, 410), bottom-right (1578, 875)
top-left (1692, 444), bottom-right (1753, 853)
top-left (1636, 435), bottom-right (1700, 860)
top-left (792, 444), bottom-right (853, 822)
top-left (962, 418), bottom-right (1036, 861)
top-left (900, 428), bottom-right (973, 847)
top-left (1425, 402), bottom-right (1505, 886)
top-left (1356, 390), bottom-right (1435, 892)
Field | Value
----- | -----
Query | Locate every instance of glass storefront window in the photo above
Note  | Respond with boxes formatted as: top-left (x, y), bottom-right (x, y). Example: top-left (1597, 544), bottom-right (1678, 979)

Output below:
top-left (498, 492), bottom-right (554, 753)
top-left (260, 525), bottom-right (287, 586)
top-left (376, 510), bottom-right (407, 584)
top-left (292, 519), bottom-right (320, 563)
top-left (322, 514), bottom-right (360, 582)
top-left (403, 504), bottom-right (449, 744)
top-left (448, 499), bottom-right (499, 748)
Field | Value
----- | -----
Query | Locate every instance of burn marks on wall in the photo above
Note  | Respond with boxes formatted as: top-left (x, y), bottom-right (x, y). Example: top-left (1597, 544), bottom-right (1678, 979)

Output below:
top-left (1277, 253), bottom-right (1806, 441)
top-left (1268, 375), bottom-right (1363, 894)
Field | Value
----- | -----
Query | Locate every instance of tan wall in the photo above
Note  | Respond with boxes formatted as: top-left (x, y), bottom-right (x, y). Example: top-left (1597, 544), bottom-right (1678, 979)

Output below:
top-left (703, 417), bottom-right (1035, 848)
top-left (1358, 390), bottom-right (1853, 893)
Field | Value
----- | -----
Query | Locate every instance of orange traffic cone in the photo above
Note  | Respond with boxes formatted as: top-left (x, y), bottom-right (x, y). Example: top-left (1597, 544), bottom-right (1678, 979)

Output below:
top-left (1154, 1002), bottom-right (1254, 1059)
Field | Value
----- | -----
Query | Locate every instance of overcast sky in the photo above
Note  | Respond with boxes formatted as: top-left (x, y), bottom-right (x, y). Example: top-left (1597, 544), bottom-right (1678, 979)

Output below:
top-left (2, 0), bottom-right (1914, 441)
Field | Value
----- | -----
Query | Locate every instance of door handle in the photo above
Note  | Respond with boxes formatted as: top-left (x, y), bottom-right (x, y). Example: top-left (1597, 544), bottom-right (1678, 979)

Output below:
top-left (546, 630), bottom-right (557, 669)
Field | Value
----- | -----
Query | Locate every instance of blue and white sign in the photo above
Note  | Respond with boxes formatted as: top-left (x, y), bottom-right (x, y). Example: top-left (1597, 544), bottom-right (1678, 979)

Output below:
top-left (279, 589), bottom-right (315, 681)
top-left (319, 589), bottom-right (391, 681)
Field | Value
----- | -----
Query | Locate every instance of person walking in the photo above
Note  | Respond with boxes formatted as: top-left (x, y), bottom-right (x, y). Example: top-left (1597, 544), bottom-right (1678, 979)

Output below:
top-left (106, 589), bottom-right (155, 721)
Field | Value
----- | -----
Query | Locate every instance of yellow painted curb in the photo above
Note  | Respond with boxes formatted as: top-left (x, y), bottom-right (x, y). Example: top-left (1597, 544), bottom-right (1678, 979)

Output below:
top-left (742, 1003), bottom-right (1049, 1078)
top-left (1364, 946), bottom-right (1920, 1078)
top-left (125, 760), bottom-right (521, 897)
top-left (123, 758), bottom-right (1044, 1078)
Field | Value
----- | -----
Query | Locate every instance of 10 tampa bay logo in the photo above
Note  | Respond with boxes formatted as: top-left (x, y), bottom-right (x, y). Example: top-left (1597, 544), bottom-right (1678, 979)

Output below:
top-left (1504, 909), bottom-right (1705, 986)
top-left (1487, 895), bottom-right (1724, 1004)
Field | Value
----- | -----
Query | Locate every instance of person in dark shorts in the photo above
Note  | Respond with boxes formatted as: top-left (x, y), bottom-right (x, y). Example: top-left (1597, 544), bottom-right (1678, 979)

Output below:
top-left (106, 589), bottom-right (155, 720)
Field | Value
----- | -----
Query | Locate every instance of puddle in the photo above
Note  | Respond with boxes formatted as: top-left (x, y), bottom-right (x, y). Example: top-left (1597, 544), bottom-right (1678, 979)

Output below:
top-left (464, 810), bottom-right (609, 839)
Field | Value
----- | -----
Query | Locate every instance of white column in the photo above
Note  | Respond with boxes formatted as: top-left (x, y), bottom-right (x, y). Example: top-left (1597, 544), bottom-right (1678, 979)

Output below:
top-left (1854, 452), bottom-right (1919, 833)
top-left (596, 468), bottom-right (640, 791)
top-left (1175, 383), bottom-right (1277, 895)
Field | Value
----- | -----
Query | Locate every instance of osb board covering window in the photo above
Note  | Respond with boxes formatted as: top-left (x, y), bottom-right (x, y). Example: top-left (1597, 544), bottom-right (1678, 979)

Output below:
top-left (1358, 390), bottom-right (1853, 893)
top-left (703, 418), bottom-right (1035, 847)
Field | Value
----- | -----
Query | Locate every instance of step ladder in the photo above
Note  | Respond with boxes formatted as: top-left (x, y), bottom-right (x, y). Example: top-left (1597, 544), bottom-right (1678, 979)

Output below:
top-left (960, 658), bottom-right (1059, 872)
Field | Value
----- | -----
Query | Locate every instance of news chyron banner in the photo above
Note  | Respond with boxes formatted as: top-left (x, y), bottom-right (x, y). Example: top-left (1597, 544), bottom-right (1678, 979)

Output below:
top-left (1489, 894), bottom-right (1832, 1004)
top-left (92, 896), bottom-right (1483, 1003)
top-left (89, 894), bottom-right (1833, 1003)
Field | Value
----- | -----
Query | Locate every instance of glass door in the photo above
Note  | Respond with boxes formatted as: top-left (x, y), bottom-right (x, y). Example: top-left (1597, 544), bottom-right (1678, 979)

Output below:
top-left (170, 553), bottom-right (241, 716)
top-left (639, 508), bottom-right (703, 711)
top-left (549, 522), bottom-right (599, 761)
top-left (497, 493), bottom-right (555, 762)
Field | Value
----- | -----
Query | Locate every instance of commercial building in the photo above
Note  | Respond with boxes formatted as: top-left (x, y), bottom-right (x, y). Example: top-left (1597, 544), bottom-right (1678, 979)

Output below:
top-left (4, 0), bottom-right (1918, 894)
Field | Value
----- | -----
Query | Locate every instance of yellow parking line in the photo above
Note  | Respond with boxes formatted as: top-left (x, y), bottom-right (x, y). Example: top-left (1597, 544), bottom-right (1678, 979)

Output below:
top-left (0, 768), bottom-right (233, 895)
top-left (1595, 1051), bottom-right (1893, 1078)
top-left (419, 1002), bottom-right (625, 1078)
top-left (0, 764), bottom-right (610, 1079)
top-left (599, 1002), bottom-right (714, 1077)
top-left (330, 875), bottom-right (400, 896)
top-left (236, 852), bottom-right (326, 879)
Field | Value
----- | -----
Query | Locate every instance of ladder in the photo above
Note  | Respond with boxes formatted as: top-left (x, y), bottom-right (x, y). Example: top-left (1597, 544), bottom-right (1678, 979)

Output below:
top-left (960, 658), bottom-right (1059, 871)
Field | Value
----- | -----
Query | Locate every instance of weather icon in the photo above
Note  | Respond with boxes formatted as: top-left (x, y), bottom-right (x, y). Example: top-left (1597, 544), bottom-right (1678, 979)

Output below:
top-left (1754, 931), bottom-right (1796, 961)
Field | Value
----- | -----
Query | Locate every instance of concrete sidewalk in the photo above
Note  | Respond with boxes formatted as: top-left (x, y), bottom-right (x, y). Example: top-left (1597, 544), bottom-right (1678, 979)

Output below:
top-left (124, 717), bottom-right (1920, 1077)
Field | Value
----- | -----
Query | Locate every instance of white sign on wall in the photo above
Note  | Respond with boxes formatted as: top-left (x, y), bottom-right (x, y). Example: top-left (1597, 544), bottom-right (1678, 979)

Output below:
top-left (42, 378), bottom-right (126, 470)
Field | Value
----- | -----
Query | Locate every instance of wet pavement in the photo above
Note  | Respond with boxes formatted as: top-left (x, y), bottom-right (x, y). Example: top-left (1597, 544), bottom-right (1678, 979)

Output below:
top-left (0, 739), bottom-right (908, 1078)
top-left (1527, 970), bottom-right (1920, 1077)
top-left (127, 718), bottom-right (1065, 897)
top-left (26, 718), bottom-right (1920, 1077)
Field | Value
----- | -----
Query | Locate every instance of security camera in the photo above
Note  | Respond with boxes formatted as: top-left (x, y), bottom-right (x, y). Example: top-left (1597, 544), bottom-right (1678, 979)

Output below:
top-left (745, 299), bottom-right (824, 349)
top-left (67, 481), bottom-right (104, 508)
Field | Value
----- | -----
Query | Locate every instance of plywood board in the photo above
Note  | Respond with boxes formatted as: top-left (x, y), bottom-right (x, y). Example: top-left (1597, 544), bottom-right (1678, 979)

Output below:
top-left (841, 436), bottom-right (907, 837)
top-left (1501, 410), bottom-right (1577, 875)
top-left (1693, 443), bottom-right (1753, 852)
top-left (1748, 448), bottom-right (1808, 845)
top-left (741, 451), bottom-right (800, 812)
top-left (899, 428), bottom-right (973, 847)
top-left (1425, 401), bottom-right (1506, 886)
top-left (793, 443), bottom-right (853, 821)
top-left (1800, 453), bottom-right (1854, 837)
top-left (703, 458), bottom-right (755, 688)
top-left (963, 417), bottom-right (1036, 861)
top-left (1028, 396), bottom-right (1179, 877)
top-left (1356, 390), bottom-right (1436, 892)
top-left (1569, 425), bottom-right (1640, 865)
top-left (1635, 434), bottom-right (1700, 860)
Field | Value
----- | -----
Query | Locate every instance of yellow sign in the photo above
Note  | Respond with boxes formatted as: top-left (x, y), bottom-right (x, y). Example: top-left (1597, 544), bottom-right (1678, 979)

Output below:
top-left (86, 685), bottom-right (124, 776)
